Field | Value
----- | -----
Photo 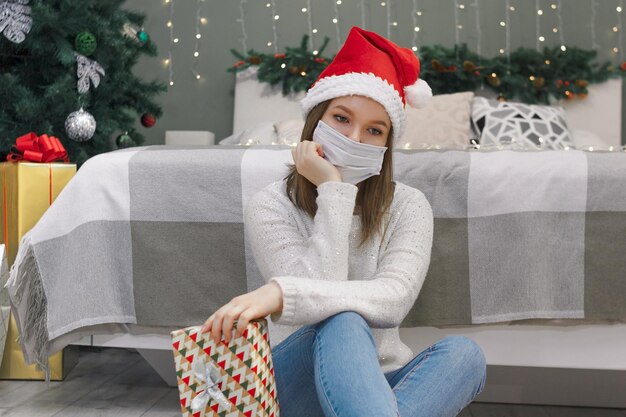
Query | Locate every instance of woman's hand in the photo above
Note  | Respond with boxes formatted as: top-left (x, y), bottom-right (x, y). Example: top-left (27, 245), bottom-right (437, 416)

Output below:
top-left (292, 141), bottom-right (342, 186)
top-left (201, 282), bottom-right (284, 345)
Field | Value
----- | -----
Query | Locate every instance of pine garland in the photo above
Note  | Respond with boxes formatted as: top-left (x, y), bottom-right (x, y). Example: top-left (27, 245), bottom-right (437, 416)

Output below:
top-left (228, 35), bottom-right (331, 96)
top-left (229, 35), bottom-right (625, 104)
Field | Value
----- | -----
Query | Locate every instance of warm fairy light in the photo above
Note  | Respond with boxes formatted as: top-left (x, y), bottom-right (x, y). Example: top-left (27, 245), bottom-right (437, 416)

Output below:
top-left (529, 75), bottom-right (535, 80)
top-left (539, 36), bottom-right (545, 42)
top-left (414, 26), bottom-right (420, 32)
top-left (537, 9), bottom-right (543, 15)
top-left (166, 21), bottom-right (172, 27)
top-left (561, 45), bottom-right (567, 51)
top-left (545, 59), bottom-right (551, 64)
top-left (196, 34), bottom-right (201, 39)
top-left (313, 50), bottom-right (319, 55)
top-left (500, 21), bottom-right (506, 26)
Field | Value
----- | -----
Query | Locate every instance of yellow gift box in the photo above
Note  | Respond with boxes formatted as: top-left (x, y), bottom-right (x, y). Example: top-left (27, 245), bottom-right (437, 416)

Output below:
top-left (0, 161), bottom-right (79, 380)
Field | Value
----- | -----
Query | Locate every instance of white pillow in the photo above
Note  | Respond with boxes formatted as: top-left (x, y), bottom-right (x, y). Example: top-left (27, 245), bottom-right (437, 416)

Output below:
top-left (275, 119), bottom-right (305, 146)
top-left (403, 91), bottom-right (475, 149)
top-left (218, 122), bottom-right (278, 145)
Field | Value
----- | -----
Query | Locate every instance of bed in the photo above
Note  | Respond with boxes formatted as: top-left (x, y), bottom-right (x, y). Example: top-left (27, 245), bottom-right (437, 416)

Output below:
top-left (4, 67), bottom-right (626, 408)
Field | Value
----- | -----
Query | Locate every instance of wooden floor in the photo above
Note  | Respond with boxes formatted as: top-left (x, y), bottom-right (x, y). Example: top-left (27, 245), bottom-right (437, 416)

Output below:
top-left (0, 347), bottom-right (624, 417)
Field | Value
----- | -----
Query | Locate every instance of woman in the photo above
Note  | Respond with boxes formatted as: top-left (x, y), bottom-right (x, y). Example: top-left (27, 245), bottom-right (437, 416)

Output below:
top-left (201, 26), bottom-right (486, 417)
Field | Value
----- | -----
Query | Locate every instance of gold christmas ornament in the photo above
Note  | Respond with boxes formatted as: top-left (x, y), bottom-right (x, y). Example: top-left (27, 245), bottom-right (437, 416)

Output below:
top-left (575, 79), bottom-right (588, 88)
top-left (487, 74), bottom-right (501, 87)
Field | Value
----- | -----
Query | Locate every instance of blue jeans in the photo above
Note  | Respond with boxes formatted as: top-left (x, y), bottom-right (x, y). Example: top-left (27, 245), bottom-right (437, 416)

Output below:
top-left (271, 311), bottom-right (487, 417)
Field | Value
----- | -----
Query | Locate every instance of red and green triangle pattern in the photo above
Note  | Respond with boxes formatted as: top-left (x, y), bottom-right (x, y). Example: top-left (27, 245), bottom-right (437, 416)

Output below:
top-left (171, 318), bottom-right (280, 417)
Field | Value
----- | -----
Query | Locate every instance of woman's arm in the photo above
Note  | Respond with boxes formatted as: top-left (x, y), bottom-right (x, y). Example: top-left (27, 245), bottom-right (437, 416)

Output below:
top-left (268, 190), bottom-right (433, 327)
top-left (244, 180), bottom-right (358, 283)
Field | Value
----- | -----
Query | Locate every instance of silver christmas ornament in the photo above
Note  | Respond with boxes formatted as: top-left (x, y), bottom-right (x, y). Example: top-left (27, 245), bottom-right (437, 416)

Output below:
top-left (75, 52), bottom-right (105, 94)
top-left (0, 0), bottom-right (32, 44)
top-left (65, 108), bottom-right (96, 141)
top-left (122, 21), bottom-right (141, 42)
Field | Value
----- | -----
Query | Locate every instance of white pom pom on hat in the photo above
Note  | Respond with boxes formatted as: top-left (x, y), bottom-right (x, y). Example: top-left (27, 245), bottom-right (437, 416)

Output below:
top-left (301, 26), bottom-right (432, 143)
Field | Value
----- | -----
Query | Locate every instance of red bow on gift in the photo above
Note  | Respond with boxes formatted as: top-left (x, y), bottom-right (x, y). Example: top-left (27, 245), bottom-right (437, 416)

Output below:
top-left (7, 133), bottom-right (69, 163)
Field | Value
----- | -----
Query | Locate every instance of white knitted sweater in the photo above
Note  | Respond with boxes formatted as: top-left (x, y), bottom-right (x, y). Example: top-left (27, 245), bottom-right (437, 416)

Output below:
top-left (244, 179), bottom-right (434, 373)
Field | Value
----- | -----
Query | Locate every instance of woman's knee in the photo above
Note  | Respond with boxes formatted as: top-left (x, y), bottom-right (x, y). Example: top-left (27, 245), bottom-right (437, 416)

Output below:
top-left (439, 335), bottom-right (487, 393)
top-left (321, 311), bottom-right (368, 329)
top-left (316, 311), bottom-right (373, 341)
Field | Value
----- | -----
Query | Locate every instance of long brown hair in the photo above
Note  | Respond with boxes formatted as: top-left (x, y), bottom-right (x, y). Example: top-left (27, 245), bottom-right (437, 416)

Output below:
top-left (284, 99), bottom-right (396, 247)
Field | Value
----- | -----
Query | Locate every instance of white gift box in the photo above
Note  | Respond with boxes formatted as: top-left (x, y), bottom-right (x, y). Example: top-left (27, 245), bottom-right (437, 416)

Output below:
top-left (165, 130), bottom-right (215, 146)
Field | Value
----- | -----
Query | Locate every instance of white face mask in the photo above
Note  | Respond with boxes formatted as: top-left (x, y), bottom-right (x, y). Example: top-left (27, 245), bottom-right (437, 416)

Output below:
top-left (312, 120), bottom-right (388, 185)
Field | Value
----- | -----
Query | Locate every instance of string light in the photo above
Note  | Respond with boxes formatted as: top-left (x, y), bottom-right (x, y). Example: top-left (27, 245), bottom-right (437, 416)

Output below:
top-left (306, 0), bottom-right (314, 51)
top-left (385, 0), bottom-right (391, 39)
top-left (556, 0), bottom-right (565, 51)
top-left (617, 0), bottom-right (624, 61)
top-left (454, 0), bottom-right (461, 60)
top-left (332, 0), bottom-right (342, 49)
top-left (191, 0), bottom-right (204, 82)
top-left (166, 0), bottom-right (175, 86)
top-left (591, 0), bottom-right (599, 50)
top-left (504, 0), bottom-right (511, 64)
top-left (473, 0), bottom-right (482, 57)
top-left (359, 0), bottom-right (367, 28)
top-left (268, 0), bottom-right (279, 53)
top-left (237, 0), bottom-right (248, 54)
top-left (536, 0), bottom-right (542, 51)
top-left (411, 0), bottom-right (420, 52)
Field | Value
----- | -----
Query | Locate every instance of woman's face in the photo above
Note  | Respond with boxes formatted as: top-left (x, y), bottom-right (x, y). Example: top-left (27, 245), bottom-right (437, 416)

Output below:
top-left (320, 95), bottom-right (391, 147)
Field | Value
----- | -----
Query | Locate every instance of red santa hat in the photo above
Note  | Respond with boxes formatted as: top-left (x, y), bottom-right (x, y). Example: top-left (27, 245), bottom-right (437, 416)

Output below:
top-left (301, 25), bottom-right (432, 143)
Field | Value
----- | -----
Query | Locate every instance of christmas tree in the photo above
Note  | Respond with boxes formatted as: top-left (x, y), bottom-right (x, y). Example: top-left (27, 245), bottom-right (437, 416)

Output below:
top-left (0, 0), bottom-right (165, 165)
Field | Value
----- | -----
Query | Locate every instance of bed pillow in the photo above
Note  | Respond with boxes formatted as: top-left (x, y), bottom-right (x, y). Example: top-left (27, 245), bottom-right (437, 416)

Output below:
top-left (218, 121), bottom-right (278, 145)
top-left (471, 97), bottom-right (573, 149)
top-left (275, 119), bottom-right (305, 146)
top-left (402, 91), bottom-right (474, 149)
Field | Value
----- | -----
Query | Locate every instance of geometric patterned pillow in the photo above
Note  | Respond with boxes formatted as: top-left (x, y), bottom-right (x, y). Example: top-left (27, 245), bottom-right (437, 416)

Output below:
top-left (471, 97), bottom-right (573, 149)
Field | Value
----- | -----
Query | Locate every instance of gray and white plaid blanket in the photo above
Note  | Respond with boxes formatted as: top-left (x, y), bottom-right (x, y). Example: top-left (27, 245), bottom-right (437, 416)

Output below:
top-left (6, 145), bottom-right (626, 376)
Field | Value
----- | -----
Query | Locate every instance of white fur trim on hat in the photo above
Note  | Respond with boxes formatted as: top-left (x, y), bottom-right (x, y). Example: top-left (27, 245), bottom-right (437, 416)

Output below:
top-left (404, 79), bottom-right (432, 109)
top-left (300, 72), bottom-right (407, 143)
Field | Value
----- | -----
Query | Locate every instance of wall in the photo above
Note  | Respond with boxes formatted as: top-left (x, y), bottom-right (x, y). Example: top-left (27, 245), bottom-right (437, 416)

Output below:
top-left (123, 0), bottom-right (626, 145)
